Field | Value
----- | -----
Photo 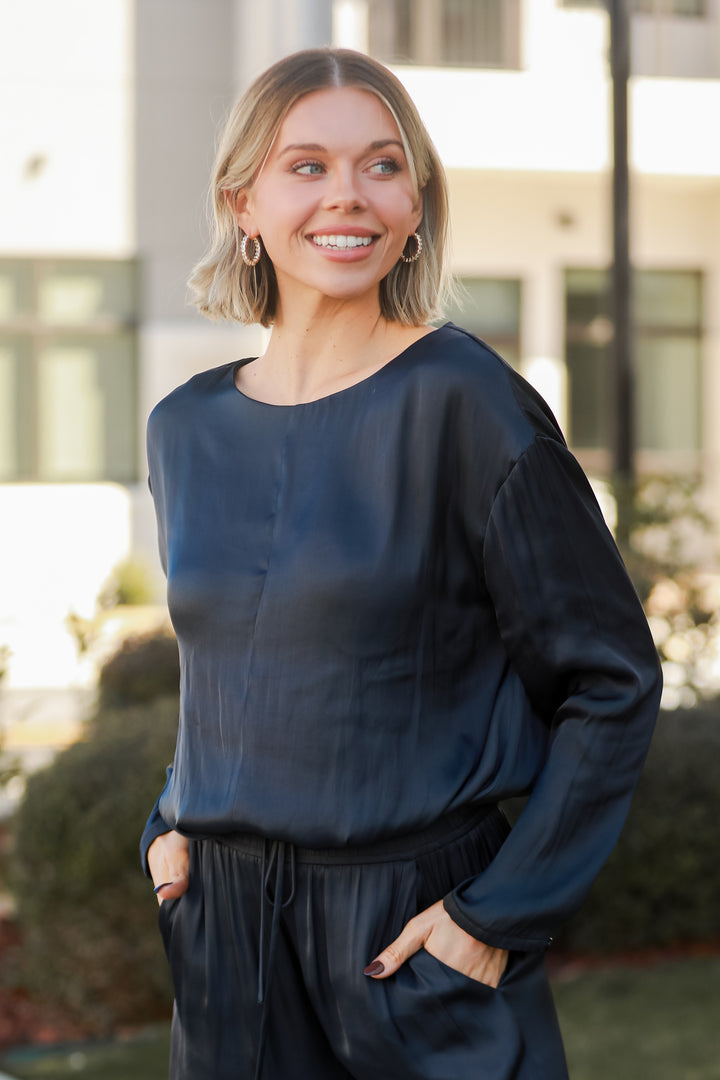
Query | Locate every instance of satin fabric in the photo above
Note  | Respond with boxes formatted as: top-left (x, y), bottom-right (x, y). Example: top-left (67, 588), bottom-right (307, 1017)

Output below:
top-left (159, 807), bottom-right (568, 1080)
top-left (141, 322), bottom-right (661, 952)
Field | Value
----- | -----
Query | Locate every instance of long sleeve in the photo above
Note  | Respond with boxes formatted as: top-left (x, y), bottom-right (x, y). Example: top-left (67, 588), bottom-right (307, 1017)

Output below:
top-left (140, 764), bottom-right (174, 877)
top-left (139, 467), bottom-right (173, 876)
top-left (443, 435), bottom-right (662, 951)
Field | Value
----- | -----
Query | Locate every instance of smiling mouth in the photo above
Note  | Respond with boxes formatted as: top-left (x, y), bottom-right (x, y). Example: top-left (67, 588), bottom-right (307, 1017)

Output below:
top-left (309, 234), bottom-right (376, 249)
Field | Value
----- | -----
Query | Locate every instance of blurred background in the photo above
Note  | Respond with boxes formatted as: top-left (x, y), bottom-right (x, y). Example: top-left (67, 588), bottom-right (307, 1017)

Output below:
top-left (0, 1), bottom-right (719, 1078)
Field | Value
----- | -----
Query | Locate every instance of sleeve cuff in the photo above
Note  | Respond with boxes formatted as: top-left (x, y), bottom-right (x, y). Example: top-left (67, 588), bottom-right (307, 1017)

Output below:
top-left (140, 815), bottom-right (172, 877)
top-left (443, 893), bottom-right (553, 953)
top-left (139, 765), bottom-right (174, 877)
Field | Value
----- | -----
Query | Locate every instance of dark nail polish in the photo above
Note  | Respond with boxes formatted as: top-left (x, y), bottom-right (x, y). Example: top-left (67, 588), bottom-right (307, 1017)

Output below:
top-left (154, 882), bottom-right (173, 894)
top-left (363, 960), bottom-right (385, 976)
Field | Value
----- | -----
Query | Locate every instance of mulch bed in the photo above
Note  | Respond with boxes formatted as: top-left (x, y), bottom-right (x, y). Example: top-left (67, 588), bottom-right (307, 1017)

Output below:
top-left (2, 911), bottom-right (719, 1054)
top-left (547, 938), bottom-right (720, 980)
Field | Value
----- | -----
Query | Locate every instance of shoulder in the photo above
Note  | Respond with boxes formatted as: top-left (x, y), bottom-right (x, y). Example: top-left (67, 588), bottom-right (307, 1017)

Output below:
top-left (147, 360), bottom-right (237, 441)
top-left (412, 322), bottom-right (565, 456)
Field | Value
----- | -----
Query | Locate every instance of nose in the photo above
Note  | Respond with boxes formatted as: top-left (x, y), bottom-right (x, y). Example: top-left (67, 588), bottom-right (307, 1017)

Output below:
top-left (322, 164), bottom-right (367, 213)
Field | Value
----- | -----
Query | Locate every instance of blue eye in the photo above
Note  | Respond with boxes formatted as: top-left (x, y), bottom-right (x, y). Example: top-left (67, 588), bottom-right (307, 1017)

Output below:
top-left (292, 160), bottom-right (324, 175)
top-left (369, 158), bottom-right (400, 175)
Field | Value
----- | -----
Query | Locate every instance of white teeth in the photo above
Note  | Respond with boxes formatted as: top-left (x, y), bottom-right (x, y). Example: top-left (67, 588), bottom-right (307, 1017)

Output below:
top-left (311, 234), bottom-right (373, 249)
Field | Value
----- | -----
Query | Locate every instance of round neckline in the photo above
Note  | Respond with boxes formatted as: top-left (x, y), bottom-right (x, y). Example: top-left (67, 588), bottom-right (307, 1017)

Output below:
top-left (229, 325), bottom-right (444, 409)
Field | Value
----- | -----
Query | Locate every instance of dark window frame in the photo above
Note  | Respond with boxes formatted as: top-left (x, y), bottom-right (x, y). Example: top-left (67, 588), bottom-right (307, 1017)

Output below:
top-left (564, 267), bottom-right (703, 463)
top-left (0, 257), bottom-right (139, 484)
top-left (559, 1), bottom-right (706, 14)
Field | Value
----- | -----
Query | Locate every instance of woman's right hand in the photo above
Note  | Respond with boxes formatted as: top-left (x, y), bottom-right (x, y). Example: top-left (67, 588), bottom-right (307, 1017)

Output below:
top-left (148, 830), bottom-right (190, 905)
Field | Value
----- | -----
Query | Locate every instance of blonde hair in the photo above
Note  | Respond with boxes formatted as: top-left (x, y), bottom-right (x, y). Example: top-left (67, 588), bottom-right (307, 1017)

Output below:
top-left (188, 48), bottom-right (451, 327)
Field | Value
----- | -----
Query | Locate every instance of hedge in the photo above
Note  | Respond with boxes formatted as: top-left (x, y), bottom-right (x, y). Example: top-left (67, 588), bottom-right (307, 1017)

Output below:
top-left (9, 695), bottom-right (178, 1030)
top-left (97, 627), bottom-right (179, 709)
top-left (557, 702), bottom-right (720, 951)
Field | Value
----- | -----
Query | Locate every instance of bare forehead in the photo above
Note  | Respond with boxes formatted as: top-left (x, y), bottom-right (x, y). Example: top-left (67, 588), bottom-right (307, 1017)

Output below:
top-left (274, 86), bottom-right (403, 151)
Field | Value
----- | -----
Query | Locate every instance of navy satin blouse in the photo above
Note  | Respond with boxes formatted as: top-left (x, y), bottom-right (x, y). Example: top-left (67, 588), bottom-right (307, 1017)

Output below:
top-left (141, 322), bottom-right (661, 952)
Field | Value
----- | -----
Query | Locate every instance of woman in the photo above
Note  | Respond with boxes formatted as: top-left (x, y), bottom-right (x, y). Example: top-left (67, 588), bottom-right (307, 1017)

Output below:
top-left (142, 47), bottom-right (661, 1080)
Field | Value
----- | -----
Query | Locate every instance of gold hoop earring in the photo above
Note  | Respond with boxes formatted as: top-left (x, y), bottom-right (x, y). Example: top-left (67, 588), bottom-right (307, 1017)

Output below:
top-left (400, 232), bottom-right (423, 264)
top-left (241, 234), bottom-right (261, 266)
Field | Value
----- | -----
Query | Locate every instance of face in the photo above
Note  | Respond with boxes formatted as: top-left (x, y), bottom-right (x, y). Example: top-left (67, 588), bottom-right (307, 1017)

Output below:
top-left (234, 87), bottom-right (423, 312)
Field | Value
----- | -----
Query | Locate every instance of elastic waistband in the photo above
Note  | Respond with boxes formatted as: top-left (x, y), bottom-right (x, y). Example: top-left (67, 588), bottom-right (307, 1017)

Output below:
top-left (212, 803), bottom-right (499, 866)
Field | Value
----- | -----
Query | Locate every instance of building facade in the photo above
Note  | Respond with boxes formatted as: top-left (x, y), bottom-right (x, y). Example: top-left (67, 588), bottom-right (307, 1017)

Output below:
top-left (1, 0), bottom-right (719, 727)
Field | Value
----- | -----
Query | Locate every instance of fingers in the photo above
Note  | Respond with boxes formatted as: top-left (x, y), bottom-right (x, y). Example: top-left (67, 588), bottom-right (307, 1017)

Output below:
top-left (148, 830), bottom-right (191, 905)
top-left (154, 874), bottom-right (190, 905)
top-left (362, 899), bottom-right (508, 988)
top-left (364, 908), bottom-right (434, 979)
top-left (479, 947), bottom-right (508, 989)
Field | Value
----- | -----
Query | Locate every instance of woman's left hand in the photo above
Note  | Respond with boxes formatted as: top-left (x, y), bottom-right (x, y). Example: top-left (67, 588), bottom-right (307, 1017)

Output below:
top-left (364, 899), bottom-right (508, 988)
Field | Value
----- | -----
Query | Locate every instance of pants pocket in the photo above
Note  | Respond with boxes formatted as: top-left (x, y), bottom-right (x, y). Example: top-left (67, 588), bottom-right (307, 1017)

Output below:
top-left (380, 946), bottom-right (525, 1078)
top-left (158, 893), bottom-right (179, 931)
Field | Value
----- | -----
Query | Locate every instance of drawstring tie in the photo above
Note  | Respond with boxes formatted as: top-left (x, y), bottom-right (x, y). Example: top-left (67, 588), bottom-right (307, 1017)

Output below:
top-left (255, 839), bottom-right (296, 1080)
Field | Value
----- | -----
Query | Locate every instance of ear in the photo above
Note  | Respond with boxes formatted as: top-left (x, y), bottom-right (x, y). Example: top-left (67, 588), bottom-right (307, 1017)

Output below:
top-left (224, 189), bottom-right (257, 236)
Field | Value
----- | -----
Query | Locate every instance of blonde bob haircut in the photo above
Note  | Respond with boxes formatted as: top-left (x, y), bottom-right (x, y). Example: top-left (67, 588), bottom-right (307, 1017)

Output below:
top-left (188, 47), bottom-right (451, 328)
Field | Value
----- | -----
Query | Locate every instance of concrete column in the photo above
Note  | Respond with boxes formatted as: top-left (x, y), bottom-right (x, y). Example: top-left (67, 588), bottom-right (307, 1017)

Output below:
top-left (521, 264), bottom-right (567, 436)
top-left (134, 0), bottom-right (235, 322)
top-left (412, 0), bottom-right (443, 66)
top-left (702, 260), bottom-right (720, 518)
top-left (332, 0), bottom-right (369, 51)
top-left (236, 0), bottom-right (333, 89)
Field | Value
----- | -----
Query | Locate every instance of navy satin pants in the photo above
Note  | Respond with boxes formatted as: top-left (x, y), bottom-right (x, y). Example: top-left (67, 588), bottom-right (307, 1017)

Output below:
top-left (158, 807), bottom-right (568, 1079)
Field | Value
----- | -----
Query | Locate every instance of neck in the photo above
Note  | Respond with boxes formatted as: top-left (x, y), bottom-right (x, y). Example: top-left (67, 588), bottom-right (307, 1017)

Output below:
top-left (250, 291), bottom-right (427, 404)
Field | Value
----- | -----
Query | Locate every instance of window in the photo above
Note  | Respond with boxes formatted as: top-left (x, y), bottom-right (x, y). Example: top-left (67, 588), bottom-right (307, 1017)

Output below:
top-left (560, 1), bottom-right (706, 13)
top-left (0, 260), bottom-right (138, 482)
top-left (368, 0), bottom-right (521, 69)
top-left (633, 0), bottom-right (705, 13)
top-left (565, 268), bottom-right (702, 459)
top-left (443, 277), bottom-right (522, 368)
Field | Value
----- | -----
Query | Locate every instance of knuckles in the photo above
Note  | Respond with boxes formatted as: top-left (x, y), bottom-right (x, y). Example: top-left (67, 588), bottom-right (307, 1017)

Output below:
top-left (383, 943), bottom-right (405, 967)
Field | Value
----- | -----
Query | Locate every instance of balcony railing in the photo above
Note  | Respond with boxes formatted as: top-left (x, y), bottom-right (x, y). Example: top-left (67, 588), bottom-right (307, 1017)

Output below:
top-left (368, 0), bottom-right (521, 70)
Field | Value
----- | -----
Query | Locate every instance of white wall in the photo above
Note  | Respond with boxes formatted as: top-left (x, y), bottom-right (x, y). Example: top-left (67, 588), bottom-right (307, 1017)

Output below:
top-left (398, 64), bottom-right (720, 178)
top-left (392, 0), bottom-right (720, 180)
top-left (0, 0), bottom-right (134, 255)
top-left (0, 483), bottom-right (132, 689)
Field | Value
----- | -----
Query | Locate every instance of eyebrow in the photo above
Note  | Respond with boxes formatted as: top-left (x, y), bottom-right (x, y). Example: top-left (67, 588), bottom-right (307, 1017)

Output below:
top-left (278, 139), bottom-right (406, 157)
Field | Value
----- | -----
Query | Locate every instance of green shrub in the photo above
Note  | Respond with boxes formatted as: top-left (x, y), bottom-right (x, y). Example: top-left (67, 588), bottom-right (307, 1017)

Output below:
top-left (615, 474), bottom-right (719, 704)
top-left (558, 701), bottom-right (720, 951)
top-left (9, 695), bottom-right (178, 1030)
top-left (98, 628), bottom-right (179, 709)
top-left (98, 558), bottom-right (156, 609)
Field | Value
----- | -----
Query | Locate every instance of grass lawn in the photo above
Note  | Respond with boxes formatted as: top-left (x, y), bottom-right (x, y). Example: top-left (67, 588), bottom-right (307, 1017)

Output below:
top-left (0, 1026), bottom-right (171, 1080)
top-left (553, 954), bottom-right (720, 1080)
top-left (1, 956), bottom-right (719, 1079)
